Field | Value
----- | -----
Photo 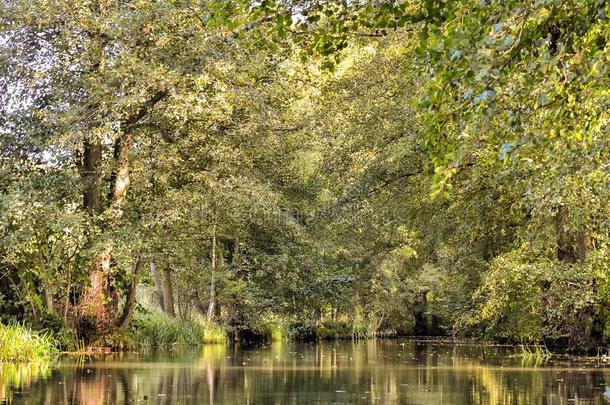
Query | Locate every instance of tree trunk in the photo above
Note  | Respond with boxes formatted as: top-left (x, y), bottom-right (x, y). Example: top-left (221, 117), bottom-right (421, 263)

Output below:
top-left (38, 253), bottom-right (55, 315)
top-left (206, 225), bottom-right (217, 324)
top-left (117, 254), bottom-right (143, 331)
top-left (80, 248), bottom-right (115, 328)
top-left (107, 133), bottom-right (132, 209)
top-left (233, 236), bottom-right (240, 267)
top-left (79, 134), bottom-right (128, 330)
top-left (63, 265), bottom-right (72, 324)
top-left (225, 236), bottom-right (240, 327)
top-left (161, 265), bottom-right (175, 317)
top-left (81, 139), bottom-right (103, 213)
top-left (555, 205), bottom-right (581, 263)
top-left (555, 207), bottom-right (595, 347)
top-left (412, 290), bottom-right (428, 335)
top-left (215, 241), bottom-right (224, 318)
top-left (430, 314), bottom-right (442, 335)
top-left (77, 91), bottom-right (167, 335)
top-left (555, 210), bottom-right (592, 263)
top-left (577, 225), bottom-right (591, 263)
top-left (79, 138), bottom-right (116, 329)
top-left (159, 224), bottom-right (175, 316)
top-left (150, 259), bottom-right (164, 310)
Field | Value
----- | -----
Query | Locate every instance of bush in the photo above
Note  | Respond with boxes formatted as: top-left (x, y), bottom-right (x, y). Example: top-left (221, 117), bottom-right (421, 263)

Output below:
top-left (458, 249), bottom-right (601, 349)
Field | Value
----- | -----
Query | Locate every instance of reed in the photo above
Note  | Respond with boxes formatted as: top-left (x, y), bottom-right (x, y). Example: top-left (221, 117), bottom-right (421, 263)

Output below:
top-left (0, 323), bottom-right (58, 362)
top-left (135, 314), bottom-right (226, 348)
top-left (203, 322), bottom-right (228, 344)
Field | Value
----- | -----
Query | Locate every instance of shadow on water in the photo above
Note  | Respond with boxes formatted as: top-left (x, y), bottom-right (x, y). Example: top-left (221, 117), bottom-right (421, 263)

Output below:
top-left (2, 340), bottom-right (610, 404)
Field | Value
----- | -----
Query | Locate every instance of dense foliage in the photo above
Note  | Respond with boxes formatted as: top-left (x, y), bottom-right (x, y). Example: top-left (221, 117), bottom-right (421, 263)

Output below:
top-left (0, 0), bottom-right (608, 352)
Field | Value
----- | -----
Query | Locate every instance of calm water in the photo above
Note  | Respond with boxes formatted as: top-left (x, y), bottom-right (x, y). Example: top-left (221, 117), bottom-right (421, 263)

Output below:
top-left (2, 339), bottom-right (610, 404)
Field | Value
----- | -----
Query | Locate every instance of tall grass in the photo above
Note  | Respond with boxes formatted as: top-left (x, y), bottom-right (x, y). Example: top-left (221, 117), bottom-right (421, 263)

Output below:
top-left (0, 323), bottom-right (58, 362)
top-left (315, 320), bottom-right (378, 340)
top-left (240, 317), bottom-right (291, 342)
top-left (134, 314), bottom-right (226, 348)
top-left (262, 322), bottom-right (290, 342)
top-left (203, 322), bottom-right (228, 344)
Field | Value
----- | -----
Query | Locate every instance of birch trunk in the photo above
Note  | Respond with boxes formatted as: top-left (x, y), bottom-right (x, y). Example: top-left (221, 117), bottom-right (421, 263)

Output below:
top-left (206, 225), bottom-right (217, 324)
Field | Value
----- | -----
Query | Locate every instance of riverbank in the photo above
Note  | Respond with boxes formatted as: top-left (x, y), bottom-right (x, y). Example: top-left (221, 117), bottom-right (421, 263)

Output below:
top-left (0, 315), bottom-right (396, 362)
top-left (0, 323), bottom-right (58, 362)
top-left (134, 313), bottom-right (227, 348)
top-left (4, 339), bottom-right (610, 404)
top-left (3, 315), bottom-right (598, 364)
top-left (132, 314), bottom-right (391, 348)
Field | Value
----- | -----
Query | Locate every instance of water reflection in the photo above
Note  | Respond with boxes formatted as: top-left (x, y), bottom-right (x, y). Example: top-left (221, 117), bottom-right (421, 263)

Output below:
top-left (2, 340), bottom-right (610, 404)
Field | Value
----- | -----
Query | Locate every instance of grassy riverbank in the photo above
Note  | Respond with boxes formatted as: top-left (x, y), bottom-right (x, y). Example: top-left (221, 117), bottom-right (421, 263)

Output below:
top-left (0, 317), bottom-right (594, 364)
top-left (134, 314), bottom-right (227, 349)
top-left (132, 315), bottom-right (389, 349)
top-left (0, 323), bottom-right (58, 362)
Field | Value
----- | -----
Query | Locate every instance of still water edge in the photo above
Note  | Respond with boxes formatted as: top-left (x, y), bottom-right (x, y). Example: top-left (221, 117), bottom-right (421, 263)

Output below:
top-left (2, 339), bottom-right (610, 404)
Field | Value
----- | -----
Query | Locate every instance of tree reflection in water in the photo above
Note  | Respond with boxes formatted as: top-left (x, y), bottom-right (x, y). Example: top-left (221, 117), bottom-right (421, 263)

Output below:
top-left (1, 340), bottom-right (609, 404)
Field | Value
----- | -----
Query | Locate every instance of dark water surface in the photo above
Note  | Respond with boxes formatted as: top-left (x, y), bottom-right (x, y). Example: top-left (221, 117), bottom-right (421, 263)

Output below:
top-left (2, 339), bottom-right (610, 404)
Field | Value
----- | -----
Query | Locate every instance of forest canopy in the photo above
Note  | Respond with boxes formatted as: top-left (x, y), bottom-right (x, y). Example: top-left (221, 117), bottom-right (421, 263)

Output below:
top-left (0, 0), bottom-right (608, 351)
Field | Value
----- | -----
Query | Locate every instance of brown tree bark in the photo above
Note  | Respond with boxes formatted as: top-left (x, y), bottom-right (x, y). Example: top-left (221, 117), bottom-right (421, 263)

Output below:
top-left (161, 265), bottom-right (175, 317)
top-left (150, 259), bottom-right (165, 310)
top-left (83, 134), bottom-right (131, 333)
top-left (159, 223), bottom-right (175, 316)
top-left (412, 290), bottom-right (429, 335)
top-left (555, 208), bottom-right (578, 263)
top-left (81, 139), bottom-right (103, 213)
top-left (108, 133), bottom-right (132, 209)
top-left (553, 205), bottom-right (593, 263)
top-left (38, 253), bottom-right (55, 315)
top-left (78, 90), bottom-right (167, 334)
top-left (78, 135), bottom-right (124, 330)
top-left (63, 265), bottom-right (72, 324)
top-left (80, 248), bottom-right (114, 326)
top-left (233, 236), bottom-right (240, 266)
top-left (117, 253), bottom-right (143, 331)
top-left (554, 206), bottom-right (596, 348)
